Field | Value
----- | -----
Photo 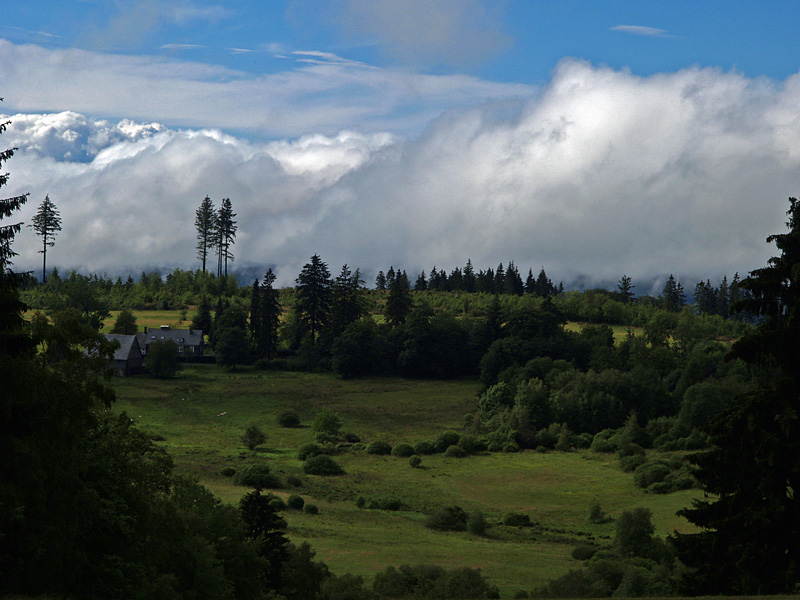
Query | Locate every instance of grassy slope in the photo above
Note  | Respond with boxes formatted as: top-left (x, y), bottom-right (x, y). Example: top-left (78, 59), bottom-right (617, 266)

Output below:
top-left (113, 365), bottom-right (699, 595)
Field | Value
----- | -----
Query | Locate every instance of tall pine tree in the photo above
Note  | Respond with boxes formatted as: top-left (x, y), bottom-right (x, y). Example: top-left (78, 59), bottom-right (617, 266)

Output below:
top-left (674, 198), bottom-right (800, 594)
top-left (194, 196), bottom-right (215, 273)
top-left (29, 194), bottom-right (61, 283)
top-left (295, 254), bottom-right (331, 345)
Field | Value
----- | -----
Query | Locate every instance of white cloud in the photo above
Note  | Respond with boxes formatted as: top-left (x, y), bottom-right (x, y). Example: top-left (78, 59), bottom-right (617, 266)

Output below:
top-left (5, 60), bottom-right (799, 289)
top-left (0, 39), bottom-right (533, 138)
top-left (610, 25), bottom-right (671, 38)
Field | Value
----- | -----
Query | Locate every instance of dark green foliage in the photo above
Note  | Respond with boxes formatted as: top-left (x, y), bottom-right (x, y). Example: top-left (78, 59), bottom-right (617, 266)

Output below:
top-left (295, 254), bottom-right (331, 344)
top-left (287, 494), bottom-right (305, 510)
top-left (366, 440), bottom-right (392, 455)
top-left (221, 466), bottom-right (236, 477)
top-left (408, 455), bottom-right (422, 468)
top-left (241, 423), bottom-right (267, 450)
top-left (311, 408), bottom-right (342, 437)
top-left (434, 430), bottom-right (461, 453)
top-left (110, 308), bottom-right (137, 334)
top-left (269, 497), bottom-right (287, 511)
top-left (467, 511), bottom-right (488, 536)
top-left (425, 505), bottom-right (468, 531)
top-left (215, 325), bottom-right (251, 369)
top-left (413, 440), bottom-right (435, 455)
top-left (233, 464), bottom-right (283, 489)
top-left (194, 195), bottom-right (215, 273)
top-left (356, 496), bottom-right (366, 508)
top-left (277, 411), bottom-right (301, 428)
top-left (303, 455), bottom-right (345, 476)
top-left (632, 461), bottom-right (670, 490)
top-left (29, 194), bottom-right (61, 283)
top-left (391, 442), bottom-right (414, 457)
top-left (287, 475), bottom-right (302, 487)
top-left (571, 545), bottom-right (597, 561)
top-left (368, 498), bottom-right (403, 511)
top-left (253, 268), bottom-right (281, 359)
top-left (385, 271), bottom-right (412, 326)
top-left (303, 503), bottom-right (319, 514)
top-left (373, 564), bottom-right (498, 599)
top-left (297, 443), bottom-right (324, 460)
top-left (503, 512), bottom-right (533, 527)
top-left (332, 317), bottom-right (391, 378)
top-left (191, 295), bottom-right (213, 334)
top-left (444, 445), bottom-right (466, 458)
top-left (144, 338), bottom-right (182, 378)
top-left (588, 501), bottom-right (607, 524)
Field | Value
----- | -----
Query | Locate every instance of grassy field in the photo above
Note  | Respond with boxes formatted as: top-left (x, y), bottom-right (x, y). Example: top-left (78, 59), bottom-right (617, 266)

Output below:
top-left (113, 365), bottom-right (699, 596)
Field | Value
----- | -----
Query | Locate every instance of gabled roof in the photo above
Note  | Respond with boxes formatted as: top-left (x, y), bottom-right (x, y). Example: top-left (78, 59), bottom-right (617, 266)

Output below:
top-left (104, 334), bottom-right (142, 361)
top-left (140, 327), bottom-right (204, 346)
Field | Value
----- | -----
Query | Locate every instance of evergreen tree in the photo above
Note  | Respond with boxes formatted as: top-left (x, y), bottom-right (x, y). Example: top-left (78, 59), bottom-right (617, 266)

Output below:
top-left (215, 198), bottom-right (237, 278)
top-left (250, 279), bottom-right (262, 342)
top-left (674, 198), bottom-right (800, 595)
top-left (448, 266), bottom-right (463, 291)
top-left (525, 268), bottom-right (536, 294)
top-left (494, 263), bottom-right (505, 293)
top-left (414, 270), bottom-right (427, 291)
top-left (662, 274), bottom-right (685, 311)
top-left (328, 264), bottom-right (367, 339)
top-left (375, 270), bottom-right (386, 291)
top-left (463, 259), bottom-right (476, 293)
top-left (295, 254), bottom-right (331, 345)
top-left (718, 275), bottom-right (730, 318)
top-left (191, 295), bottom-right (213, 336)
top-left (385, 270), bottom-right (412, 326)
top-left (535, 267), bottom-right (553, 297)
top-left (194, 195), bottom-right (215, 273)
top-left (258, 268), bottom-right (281, 359)
top-left (29, 194), bottom-right (61, 283)
top-left (110, 308), bottom-right (137, 334)
top-left (617, 274), bottom-right (635, 303)
top-left (694, 279), bottom-right (717, 315)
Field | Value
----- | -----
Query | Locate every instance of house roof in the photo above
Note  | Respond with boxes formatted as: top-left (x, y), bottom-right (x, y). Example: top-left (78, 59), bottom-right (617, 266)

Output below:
top-left (139, 326), bottom-right (204, 347)
top-left (104, 334), bottom-right (142, 361)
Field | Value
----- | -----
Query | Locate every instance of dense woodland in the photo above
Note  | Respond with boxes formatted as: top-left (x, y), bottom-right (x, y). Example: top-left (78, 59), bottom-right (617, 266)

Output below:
top-left (4, 102), bottom-right (800, 598)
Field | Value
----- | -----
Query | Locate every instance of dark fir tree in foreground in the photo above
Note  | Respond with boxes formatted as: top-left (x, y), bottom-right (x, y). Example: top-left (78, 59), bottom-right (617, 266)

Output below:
top-left (29, 194), bottom-right (61, 283)
top-left (674, 197), bottom-right (800, 594)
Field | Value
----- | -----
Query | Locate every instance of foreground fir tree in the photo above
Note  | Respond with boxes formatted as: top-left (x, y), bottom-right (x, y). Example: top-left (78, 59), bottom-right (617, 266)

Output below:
top-left (194, 195), bottom-right (215, 273)
top-left (673, 197), bottom-right (800, 594)
top-left (295, 254), bottom-right (331, 345)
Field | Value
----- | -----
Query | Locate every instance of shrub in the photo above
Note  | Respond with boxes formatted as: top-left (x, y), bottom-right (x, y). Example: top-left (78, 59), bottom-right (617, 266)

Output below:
top-left (616, 442), bottom-right (645, 458)
top-left (444, 445), bottom-right (466, 458)
top-left (425, 506), bottom-right (468, 531)
top-left (368, 499), bottom-right (403, 511)
top-left (303, 455), bottom-right (345, 476)
top-left (287, 475), bottom-right (302, 487)
top-left (241, 424), bottom-right (267, 451)
top-left (366, 440), bottom-right (392, 455)
top-left (355, 496), bottom-right (366, 508)
top-left (277, 411), bottom-right (301, 428)
top-left (344, 432), bottom-right (361, 443)
top-left (457, 434), bottom-right (479, 454)
top-left (269, 497), bottom-right (287, 511)
top-left (221, 467), bottom-right (236, 477)
top-left (408, 455), bottom-right (422, 468)
top-left (311, 409), bottom-right (342, 437)
top-left (233, 464), bottom-right (282, 489)
top-left (287, 494), bottom-right (305, 510)
top-left (633, 461), bottom-right (671, 489)
top-left (513, 591), bottom-right (530, 599)
top-left (391, 443), bottom-right (415, 457)
top-left (297, 443), bottom-right (323, 461)
top-left (503, 511), bottom-right (532, 527)
top-left (413, 440), bottom-right (435, 455)
top-left (314, 432), bottom-right (340, 444)
top-left (571, 545), bottom-right (597, 561)
top-left (304, 503), bottom-right (319, 515)
top-left (503, 441), bottom-right (520, 453)
top-left (467, 512), bottom-right (488, 536)
top-left (647, 481), bottom-right (674, 494)
top-left (619, 454), bottom-right (647, 472)
top-left (591, 429), bottom-right (618, 453)
top-left (588, 500), bottom-right (607, 524)
top-left (434, 431), bottom-right (461, 453)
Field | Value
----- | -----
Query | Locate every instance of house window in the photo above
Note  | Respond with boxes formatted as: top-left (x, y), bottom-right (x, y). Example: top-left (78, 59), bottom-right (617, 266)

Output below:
top-left (177, 337), bottom-right (184, 343)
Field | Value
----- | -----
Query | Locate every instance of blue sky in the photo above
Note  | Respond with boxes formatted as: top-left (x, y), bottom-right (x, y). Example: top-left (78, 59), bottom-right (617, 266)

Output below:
top-left (2, 1), bottom-right (800, 286)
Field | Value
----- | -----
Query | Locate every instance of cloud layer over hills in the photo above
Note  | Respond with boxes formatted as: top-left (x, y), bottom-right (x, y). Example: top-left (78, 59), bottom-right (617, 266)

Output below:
top-left (5, 59), bottom-right (799, 289)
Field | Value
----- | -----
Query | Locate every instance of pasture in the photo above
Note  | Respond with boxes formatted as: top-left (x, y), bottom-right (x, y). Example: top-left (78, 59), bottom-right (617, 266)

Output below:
top-left (113, 365), bottom-right (699, 596)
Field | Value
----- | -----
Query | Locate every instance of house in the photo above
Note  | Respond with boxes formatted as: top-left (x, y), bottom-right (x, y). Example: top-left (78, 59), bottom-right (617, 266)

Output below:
top-left (104, 334), bottom-right (144, 376)
top-left (136, 325), bottom-right (205, 358)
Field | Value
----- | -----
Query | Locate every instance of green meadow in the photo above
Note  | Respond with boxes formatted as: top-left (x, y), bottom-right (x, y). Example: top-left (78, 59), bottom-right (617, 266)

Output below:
top-left (113, 365), bottom-right (699, 596)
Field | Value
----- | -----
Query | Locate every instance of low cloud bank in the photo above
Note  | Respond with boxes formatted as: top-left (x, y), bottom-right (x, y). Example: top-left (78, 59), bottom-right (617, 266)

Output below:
top-left (5, 59), bottom-right (799, 288)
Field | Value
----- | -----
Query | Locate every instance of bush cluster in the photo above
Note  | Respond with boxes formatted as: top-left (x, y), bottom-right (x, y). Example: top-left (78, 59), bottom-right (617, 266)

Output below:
top-left (373, 564), bottom-right (499, 599)
top-left (232, 464), bottom-right (282, 489)
top-left (302, 455), bottom-right (345, 476)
